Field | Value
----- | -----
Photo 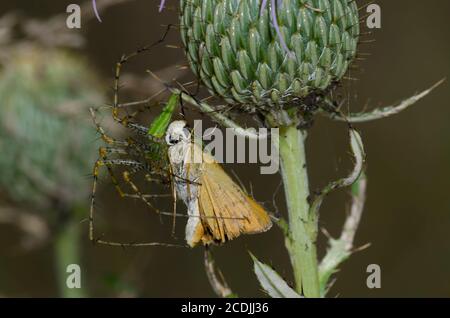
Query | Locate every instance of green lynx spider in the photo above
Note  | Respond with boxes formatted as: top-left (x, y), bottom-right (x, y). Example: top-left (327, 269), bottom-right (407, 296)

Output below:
top-left (88, 27), bottom-right (188, 247)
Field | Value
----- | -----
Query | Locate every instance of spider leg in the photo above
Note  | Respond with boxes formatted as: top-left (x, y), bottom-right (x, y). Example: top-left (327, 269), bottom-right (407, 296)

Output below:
top-left (90, 107), bottom-right (129, 147)
top-left (90, 158), bottom-right (140, 244)
top-left (125, 122), bottom-right (150, 136)
top-left (171, 168), bottom-right (177, 237)
top-left (124, 170), bottom-right (171, 228)
top-left (97, 148), bottom-right (130, 197)
top-left (91, 109), bottom-right (163, 197)
top-left (122, 171), bottom-right (173, 216)
top-left (91, 106), bottom-right (169, 186)
top-left (93, 240), bottom-right (183, 248)
top-left (91, 106), bottom-right (159, 150)
top-left (90, 158), bottom-right (182, 248)
top-left (112, 25), bottom-right (175, 130)
top-left (116, 87), bottom-right (167, 109)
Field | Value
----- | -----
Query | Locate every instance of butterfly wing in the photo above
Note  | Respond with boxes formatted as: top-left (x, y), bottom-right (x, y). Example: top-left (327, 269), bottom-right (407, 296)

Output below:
top-left (197, 151), bottom-right (272, 244)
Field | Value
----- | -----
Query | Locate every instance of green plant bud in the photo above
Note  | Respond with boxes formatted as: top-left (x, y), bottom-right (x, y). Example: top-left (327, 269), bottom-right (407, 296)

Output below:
top-left (180, 0), bottom-right (359, 109)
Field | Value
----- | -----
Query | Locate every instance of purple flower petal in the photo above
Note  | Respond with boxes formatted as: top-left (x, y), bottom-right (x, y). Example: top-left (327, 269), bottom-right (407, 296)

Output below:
top-left (92, 0), bottom-right (102, 22)
top-left (269, 0), bottom-right (294, 58)
top-left (260, 0), bottom-right (269, 15)
top-left (159, 0), bottom-right (166, 12)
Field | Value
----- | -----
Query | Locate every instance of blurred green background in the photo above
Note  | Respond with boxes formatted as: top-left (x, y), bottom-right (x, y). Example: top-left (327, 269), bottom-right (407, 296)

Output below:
top-left (0, 0), bottom-right (448, 297)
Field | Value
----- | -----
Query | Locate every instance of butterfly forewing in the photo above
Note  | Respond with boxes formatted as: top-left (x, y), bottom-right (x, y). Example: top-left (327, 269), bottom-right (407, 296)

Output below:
top-left (197, 150), bottom-right (272, 244)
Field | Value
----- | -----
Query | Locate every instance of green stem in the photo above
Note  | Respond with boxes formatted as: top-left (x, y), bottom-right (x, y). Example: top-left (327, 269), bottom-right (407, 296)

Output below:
top-left (278, 125), bottom-right (320, 297)
top-left (54, 214), bottom-right (85, 298)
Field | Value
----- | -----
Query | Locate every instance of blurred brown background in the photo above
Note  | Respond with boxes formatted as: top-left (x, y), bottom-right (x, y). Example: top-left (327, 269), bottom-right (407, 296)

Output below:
top-left (0, 0), bottom-right (449, 297)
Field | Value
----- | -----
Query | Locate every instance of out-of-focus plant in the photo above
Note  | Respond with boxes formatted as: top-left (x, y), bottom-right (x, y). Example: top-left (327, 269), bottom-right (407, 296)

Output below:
top-left (0, 47), bottom-right (101, 208)
top-left (0, 1), bottom-right (186, 296)
top-left (0, 45), bottom-right (103, 297)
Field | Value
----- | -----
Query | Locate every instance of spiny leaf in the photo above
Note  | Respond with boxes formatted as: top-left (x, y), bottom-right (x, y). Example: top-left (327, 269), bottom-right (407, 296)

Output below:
top-left (327, 79), bottom-right (445, 123)
top-left (250, 253), bottom-right (302, 298)
top-left (309, 128), bottom-right (365, 217)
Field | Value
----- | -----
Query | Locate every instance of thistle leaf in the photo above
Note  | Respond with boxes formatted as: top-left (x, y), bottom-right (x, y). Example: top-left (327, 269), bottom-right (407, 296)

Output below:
top-left (309, 128), bottom-right (365, 217)
top-left (327, 79), bottom-right (445, 123)
top-left (250, 253), bottom-right (302, 298)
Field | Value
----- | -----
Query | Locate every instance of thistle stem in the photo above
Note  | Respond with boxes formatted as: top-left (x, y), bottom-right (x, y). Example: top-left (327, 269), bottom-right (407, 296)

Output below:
top-left (54, 213), bottom-right (85, 298)
top-left (278, 125), bottom-right (320, 297)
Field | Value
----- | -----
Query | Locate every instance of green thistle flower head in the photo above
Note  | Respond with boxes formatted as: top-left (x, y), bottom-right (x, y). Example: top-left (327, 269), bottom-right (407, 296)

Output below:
top-left (179, 0), bottom-right (360, 112)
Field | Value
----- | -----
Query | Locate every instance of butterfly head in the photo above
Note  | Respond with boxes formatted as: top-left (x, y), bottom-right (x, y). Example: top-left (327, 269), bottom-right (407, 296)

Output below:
top-left (165, 120), bottom-right (191, 146)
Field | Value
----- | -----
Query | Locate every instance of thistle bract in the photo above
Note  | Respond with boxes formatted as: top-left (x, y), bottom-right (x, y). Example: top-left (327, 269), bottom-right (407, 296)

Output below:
top-left (180, 0), bottom-right (360, 109)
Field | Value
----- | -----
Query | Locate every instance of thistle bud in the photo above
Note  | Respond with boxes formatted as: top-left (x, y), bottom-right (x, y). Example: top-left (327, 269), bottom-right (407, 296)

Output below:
top-left (180, 0), bottom-right (359, 115)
